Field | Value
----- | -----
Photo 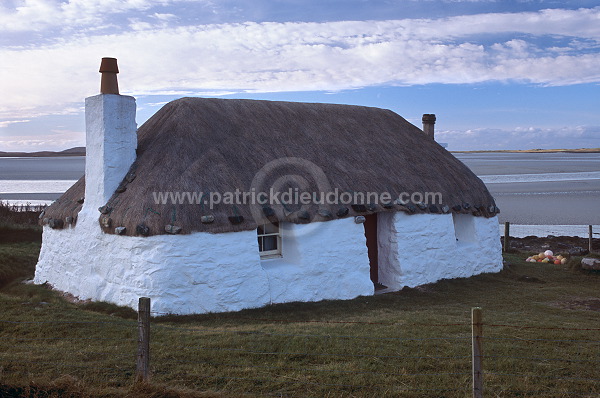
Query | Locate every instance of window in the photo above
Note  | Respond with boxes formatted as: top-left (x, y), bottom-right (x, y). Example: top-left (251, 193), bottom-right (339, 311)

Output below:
top-left (452, 213), bottom-right (476, 244)
top-left (257, 222), bottom-right (282, 258)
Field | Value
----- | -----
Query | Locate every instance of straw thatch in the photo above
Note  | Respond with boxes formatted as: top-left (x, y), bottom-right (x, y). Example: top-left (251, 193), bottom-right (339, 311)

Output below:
top-left (41, 97), bottom-right (498, 236)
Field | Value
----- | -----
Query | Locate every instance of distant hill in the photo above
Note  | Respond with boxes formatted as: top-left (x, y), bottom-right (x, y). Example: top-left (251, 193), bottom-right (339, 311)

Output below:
top-left (0, 147), bottom-right (86, 157)
top-left (452, 148), bottom-right (600, 154)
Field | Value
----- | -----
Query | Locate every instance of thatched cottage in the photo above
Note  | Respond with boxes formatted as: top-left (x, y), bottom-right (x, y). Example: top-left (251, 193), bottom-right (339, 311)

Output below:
top-left (35, 59), bottom-right (502, 315)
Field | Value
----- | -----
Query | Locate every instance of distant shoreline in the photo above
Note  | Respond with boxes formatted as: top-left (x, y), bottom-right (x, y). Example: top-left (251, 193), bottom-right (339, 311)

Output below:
top-left (451, 148), bottom-right (600, 154)
top-left (0, 147), bottom-right (85, 158)
top-left (1, 147), bottom-right (599, 157)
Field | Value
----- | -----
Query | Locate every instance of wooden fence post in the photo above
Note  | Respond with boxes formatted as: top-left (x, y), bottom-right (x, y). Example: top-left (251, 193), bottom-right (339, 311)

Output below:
top-left (472, 307), bottom-right (483, 398)
top-left (589, 225), bottom-right (593, 253)
top-left (137, 297), bottom-right (151, 383)
top-left (503, 222), bottom-right (510, 253)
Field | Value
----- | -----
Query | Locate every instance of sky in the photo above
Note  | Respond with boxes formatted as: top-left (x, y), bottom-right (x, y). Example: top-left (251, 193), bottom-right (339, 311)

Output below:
top-left (0, 0), bottom-right (599, 152)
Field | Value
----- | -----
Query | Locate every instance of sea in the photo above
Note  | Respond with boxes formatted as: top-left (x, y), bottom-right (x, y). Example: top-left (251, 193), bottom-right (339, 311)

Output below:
top-left (1, 153), bottom-right (599, 237)
top-left (0, 156), bottom-right (84, 206)
top-left (459, 152), bottom-right (600, 238)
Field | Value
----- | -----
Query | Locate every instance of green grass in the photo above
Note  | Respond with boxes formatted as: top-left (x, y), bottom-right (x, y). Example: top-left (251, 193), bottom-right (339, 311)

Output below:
top-left (0, 223), bottom-right (41, 288)
top-left (1, 232), bottom-right (599, 397)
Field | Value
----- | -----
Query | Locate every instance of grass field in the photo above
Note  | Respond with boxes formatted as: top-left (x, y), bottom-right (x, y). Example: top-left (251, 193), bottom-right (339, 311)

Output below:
top-left (0, 223), bottom-right (599, 397)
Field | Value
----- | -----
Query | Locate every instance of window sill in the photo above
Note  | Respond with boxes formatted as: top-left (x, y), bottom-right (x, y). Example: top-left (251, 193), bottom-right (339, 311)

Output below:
top-left (260, 254), bottom-right (283, 260)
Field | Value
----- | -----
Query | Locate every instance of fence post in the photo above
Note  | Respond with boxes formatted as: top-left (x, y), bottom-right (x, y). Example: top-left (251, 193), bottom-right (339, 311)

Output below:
top-left (137, 297), bottom-right (151, 383)
top-left (589, 225), bottom-right (593, 253)
top-left (472, 307), bottom-right (483, 398)
top-left (503, 222), bottom-right (510, 253)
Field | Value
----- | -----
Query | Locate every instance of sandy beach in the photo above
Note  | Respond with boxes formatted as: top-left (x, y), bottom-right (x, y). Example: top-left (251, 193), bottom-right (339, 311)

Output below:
top-left (454, 152), bottom-right (600, 226)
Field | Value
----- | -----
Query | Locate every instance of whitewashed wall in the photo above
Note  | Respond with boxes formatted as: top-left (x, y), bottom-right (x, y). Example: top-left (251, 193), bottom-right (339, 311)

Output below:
top-left (260, 218), bottom-right (374, 304)
top-left (84, 94), bottom-right (137, 211)
top-left (36, 207), bottom-right (500, 314)
top-left (35, 211), bottom-right (374, 314)
top-left (35, 208), bottom-right (272, 314)
top-left (377, 212), bottom-right (503, 290)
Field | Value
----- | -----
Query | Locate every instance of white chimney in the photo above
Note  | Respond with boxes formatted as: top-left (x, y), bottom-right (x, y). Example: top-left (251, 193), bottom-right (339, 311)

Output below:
top-left (422, 114), bottom-right (436, 139)
top-left (84, 58), bottom-right (137, 212)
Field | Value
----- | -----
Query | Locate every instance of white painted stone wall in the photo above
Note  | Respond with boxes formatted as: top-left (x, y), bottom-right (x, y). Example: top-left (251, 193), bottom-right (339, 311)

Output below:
top-left (35, 208), bottom-right (272, 314)
top-left (377, 212), bottom-right (503, 290)
top-left (260, 218), bottom-right (374, 304)
top-left (84, 94), bottom-right (137, 211)
top-left (35, 213), bottom-right (374, 314)
top-left (35, 210), bottom-right (500, 314)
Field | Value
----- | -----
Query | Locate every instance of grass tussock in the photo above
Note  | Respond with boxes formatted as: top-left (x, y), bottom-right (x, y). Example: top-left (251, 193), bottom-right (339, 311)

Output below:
top-left (1, 233), bottom-right (599, 397)
top-left (0, 201), bottom-right (46, 227)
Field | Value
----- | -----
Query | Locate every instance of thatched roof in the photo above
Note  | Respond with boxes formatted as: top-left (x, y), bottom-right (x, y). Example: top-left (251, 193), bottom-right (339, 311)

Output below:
top-left (41, 97), bottom-right (498, 236)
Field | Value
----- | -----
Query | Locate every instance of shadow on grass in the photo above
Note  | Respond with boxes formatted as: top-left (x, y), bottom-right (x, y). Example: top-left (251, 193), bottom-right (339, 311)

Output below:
top-left (0, 378), bottom-right (229, 398)
top-left (79, 301), bottom-right (137, 320)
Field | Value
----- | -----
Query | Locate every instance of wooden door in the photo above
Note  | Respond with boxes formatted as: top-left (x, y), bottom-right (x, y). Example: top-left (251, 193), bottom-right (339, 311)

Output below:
top-left (363, 214), bottom-right (378, 283)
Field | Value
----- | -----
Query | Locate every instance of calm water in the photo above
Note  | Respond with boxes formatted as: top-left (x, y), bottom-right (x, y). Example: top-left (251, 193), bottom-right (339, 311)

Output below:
top-left (0, 156), bottom-right (83, 205)
top-left (0, 156), bottom-right (85, 180)
top-left (1, 153), bottom-right (599, 234)
top-left (453, 152), bottom-right (600, 227)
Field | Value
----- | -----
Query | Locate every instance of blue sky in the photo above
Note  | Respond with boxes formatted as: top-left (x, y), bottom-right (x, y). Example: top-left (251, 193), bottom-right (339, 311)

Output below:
top-left (0, 0), bottom-right (599, 151)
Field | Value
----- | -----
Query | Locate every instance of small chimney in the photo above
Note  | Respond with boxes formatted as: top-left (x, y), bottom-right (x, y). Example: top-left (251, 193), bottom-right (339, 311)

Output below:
top-left (84, 58), bottom-right (137, 213)
top-left (422, 114), bottom-right (436, 139)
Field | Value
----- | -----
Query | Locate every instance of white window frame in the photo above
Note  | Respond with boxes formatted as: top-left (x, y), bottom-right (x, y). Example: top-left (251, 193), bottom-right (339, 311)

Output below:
top-left (257, 222), bottom-right (282, 259)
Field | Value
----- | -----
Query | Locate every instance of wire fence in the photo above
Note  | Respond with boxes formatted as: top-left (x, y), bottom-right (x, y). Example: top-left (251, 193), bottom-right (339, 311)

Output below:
top-left (482, 325), bottom-right (600, 397)
top-left (1, 302), bottom-right (599, 397)
top-left (500, 223), bottom-right (600, 239)
top-left (501, 222), bottom-right (599, 255)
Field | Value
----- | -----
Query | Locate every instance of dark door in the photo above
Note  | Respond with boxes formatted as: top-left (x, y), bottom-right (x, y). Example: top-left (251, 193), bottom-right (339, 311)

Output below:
top-left (363, 214), bottom-right (378, 283)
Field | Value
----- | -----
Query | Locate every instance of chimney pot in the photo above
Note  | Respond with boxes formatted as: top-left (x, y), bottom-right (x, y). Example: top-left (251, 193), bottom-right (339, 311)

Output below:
top-left (99, 57), bottom-right (119, 73)
top-left (422, 113), bottom-right (436, 139)
top-left (422, 114), bottom-right (436, 124)
top-left (99, 57), bottom-right (119, 94)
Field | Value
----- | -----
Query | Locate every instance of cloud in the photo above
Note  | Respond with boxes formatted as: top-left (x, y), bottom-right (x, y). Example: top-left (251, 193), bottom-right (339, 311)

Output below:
top-left (144, 101), bottom-right (170, 107)
top-left (0, 7), bottom-right (599, 119)
top-left (0, 0), bottom-right (192, 32)
top-left (153, 12), bottom-right (177, 22)
top-left (437, 125), bottom-right (600, 151)
top-left (419, 7), bottom-right (600, 40)
top-left (0, 119), bottom-right (30, 128)
top-left (0, 129), bottom-right (84, 152)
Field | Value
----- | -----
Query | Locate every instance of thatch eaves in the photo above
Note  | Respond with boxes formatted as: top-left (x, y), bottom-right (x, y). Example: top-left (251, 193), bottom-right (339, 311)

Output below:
top-left (41, 97), bottom-right (498, 236)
